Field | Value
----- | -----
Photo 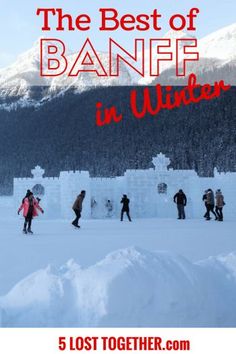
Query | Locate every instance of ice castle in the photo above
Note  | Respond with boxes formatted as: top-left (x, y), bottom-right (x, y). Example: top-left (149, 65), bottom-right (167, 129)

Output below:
top-left (13, 153), bottom-right (236, 219)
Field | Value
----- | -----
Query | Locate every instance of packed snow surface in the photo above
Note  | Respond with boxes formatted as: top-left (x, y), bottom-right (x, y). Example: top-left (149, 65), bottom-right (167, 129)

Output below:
top-left (0, 215), bottom-right (236, 327)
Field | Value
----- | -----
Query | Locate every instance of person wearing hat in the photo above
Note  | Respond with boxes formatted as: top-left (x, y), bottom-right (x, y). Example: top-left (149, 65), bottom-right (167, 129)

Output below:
top-left (120, 194), bottom-right (132, 222)
top-left (18, 192), bottom-right (44, 234)
top-left (173, 189), bottom-right (187, 219)
top-left (215, 189), bottom-right (225, 221)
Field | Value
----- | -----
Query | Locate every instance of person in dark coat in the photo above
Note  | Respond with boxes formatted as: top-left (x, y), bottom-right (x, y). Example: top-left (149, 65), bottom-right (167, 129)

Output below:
top-left (202, 190), bottom-right (208, 218)
top-left (72, 190), bottom-right (86, 228)
top-left (120, 194), bottom-right (132, 222)
top-left (205, 189), bottom-right (217, 221)
top-left (173, 189), bottom-right (187, 219)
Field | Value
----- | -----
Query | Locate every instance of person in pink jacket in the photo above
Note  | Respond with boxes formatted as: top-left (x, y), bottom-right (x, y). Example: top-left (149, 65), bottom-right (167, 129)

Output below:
top-left (18, 191), bottom-right (44, 234)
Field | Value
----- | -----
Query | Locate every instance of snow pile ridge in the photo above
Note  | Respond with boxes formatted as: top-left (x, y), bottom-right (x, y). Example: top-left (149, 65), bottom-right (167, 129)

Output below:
top-left (1, 247), bottom-right (236, 327)
top-left (0, 266), bottom-right (64, 327)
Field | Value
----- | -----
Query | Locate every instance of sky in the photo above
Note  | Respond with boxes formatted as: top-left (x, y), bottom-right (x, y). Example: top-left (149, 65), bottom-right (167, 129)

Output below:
top-left (0, 0), bottom-right (235, 68)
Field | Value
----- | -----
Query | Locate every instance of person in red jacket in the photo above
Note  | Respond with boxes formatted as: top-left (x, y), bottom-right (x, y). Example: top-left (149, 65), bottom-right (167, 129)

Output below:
top-left (18, 191), bottom-right (44, 234)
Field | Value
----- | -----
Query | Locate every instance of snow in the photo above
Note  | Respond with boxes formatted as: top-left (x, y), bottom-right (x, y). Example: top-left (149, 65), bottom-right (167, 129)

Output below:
top-left (139, 23), bottom-right (236, 84)
top-left (0, 211), bottom-right (236, 327)
top-left (138, 30), bottom-right (196, 85)
top-left (198, 23), bottom-right (236, 61)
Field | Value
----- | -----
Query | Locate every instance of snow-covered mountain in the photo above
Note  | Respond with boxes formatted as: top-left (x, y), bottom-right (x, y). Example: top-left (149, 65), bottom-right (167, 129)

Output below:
top-left (48, 50), bottom-right (132, 97)
top-left (0, 40), bottom-right (51, 101)
top-left (198, 23), bottom-right (236, 61)
top-left (152, 23), bottom-right (236, 85)
top-left (137, 29), bottom-right (196, 85)
top-left (0, 39), bottom-right (133, 109)
top-left (0, 23), bottom-right (235, 109)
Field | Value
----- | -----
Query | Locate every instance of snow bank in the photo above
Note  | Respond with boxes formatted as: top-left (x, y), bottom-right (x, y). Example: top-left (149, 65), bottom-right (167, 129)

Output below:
top-left (0, 247), bottom-right (236, 327)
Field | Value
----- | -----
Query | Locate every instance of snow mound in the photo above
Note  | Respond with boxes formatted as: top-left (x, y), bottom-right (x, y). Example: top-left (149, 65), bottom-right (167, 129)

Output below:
top-left (1, 247), bottom-right (236, 327)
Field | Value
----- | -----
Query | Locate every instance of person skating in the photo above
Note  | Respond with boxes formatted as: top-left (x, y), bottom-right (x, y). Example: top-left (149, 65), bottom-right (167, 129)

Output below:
top-left (202, 190), bottom-right (208, 218)
top-left (18, 191), bottom-right (44, 234)
top-left (205, 189), bottom-right (217, 221)
top-left (173, 189), bottom-right (187, 219)
top-left (72, 190), bottom-right (86, 228)
top-left (120, 194), bottom-right (132, 222)
top-left (215, 189), bottom-right (225, 221)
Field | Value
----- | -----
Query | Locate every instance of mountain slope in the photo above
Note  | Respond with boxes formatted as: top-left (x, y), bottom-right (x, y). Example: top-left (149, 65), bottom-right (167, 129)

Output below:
top-left (0, 40), bottom-right (133, 108)
top-left (152, 23), bottom-right (236, 85)
top-left (198, 23), bottom-right (236, 61)
top-left (0, 23), bottom-right (235, 108)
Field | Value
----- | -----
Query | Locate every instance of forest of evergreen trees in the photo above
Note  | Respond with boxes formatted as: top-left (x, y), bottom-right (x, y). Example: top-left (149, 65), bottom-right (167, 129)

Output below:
top-left (0, 85), bottom-right (235, 194)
